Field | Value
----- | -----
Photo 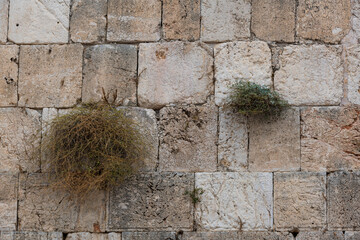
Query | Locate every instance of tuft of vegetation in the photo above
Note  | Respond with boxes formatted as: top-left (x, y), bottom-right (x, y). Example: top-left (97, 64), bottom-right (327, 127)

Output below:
top-left (185, 188), bottom-right (205, 204)
top-left (228, 81), bottom-right (289, 116)
top-left (42, 103), bottom-right (148, 197)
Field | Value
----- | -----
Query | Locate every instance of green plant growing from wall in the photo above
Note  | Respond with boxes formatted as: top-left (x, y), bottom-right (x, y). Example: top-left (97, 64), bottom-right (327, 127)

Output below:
top-left (185, 188), bottom-right (205, 204)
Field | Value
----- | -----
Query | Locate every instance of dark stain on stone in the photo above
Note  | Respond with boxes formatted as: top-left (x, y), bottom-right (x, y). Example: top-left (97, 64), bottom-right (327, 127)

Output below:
top-left (156, 48), bottom-right (168, 60)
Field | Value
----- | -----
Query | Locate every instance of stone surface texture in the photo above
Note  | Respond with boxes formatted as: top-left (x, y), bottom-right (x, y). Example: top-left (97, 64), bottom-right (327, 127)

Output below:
top-left (201, 0), bottom-right (251, 42)
top-left (346, 232), bottom-right (360, 240)
top-left (252, 0), bottom-right (295, 42)
top-left (66, 233), bottom-right (121, 240)
top-left (0, 231), bottom-right (63, 240)
top-left (301, 107), bottom-right (360, 172)
top-left (0, 45), bottom-right (18, 106)
top-left (8, 0), bottom-right (70, 43)
top-left (107, 0), bottom-right (161, 42)
top-left (342, 0), bottom-right (360, 45)
top-left (138, 42), bottom-right (213, 109)
top-left (346, 45), bottom-right (360, 104)
top-left (214, 41), bottom-right (272, 106)
top-left (195, 172), bottom-right (273, 231)
top-left (83, 45), bottom-right (137, 106)
top-left (0, 0), bottom-right (8, 43)
top-left (0, 173), bottom-right (18, 230)
top-left (274, 172), bottom-right (326, 230)
top-left (122, 232), bottom-right (176, 240)
top-left (274, 45), bottom-right (343, 105)
top-left (18, 44), bottom-right (83, 108)
top-left (296, 231), bottom-right (344, 240)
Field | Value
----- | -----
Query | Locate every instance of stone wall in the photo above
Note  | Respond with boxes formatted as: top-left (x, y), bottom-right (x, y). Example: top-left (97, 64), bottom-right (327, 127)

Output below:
top-left (0, 0), bottom-right (360, 239)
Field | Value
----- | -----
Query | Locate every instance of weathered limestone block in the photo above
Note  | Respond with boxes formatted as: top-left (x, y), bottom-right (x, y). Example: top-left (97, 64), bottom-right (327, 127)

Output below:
top-left (239, 232), bottom-right (293, 240)
top-left (297, 0), bottom-right (351, 43)
top-left (0, 0), bottom-right (8, 43)
top-left (0, 173), bottom-right (18, 230)
top-left (328, 172), bottom-right (360, 229)
top-left (218, 107), bottom-right (247, 171)
top-left (342, 1), bottom-right (360, 45)
top-left (18, 173), bottom-right (106, 232)
top-left (346, 45), bottom-right (360, 104)
top-left (0, 46), bottom-right (18, 106)
top-left (301, 107), bottom-right (360, 172)
top-left (181, 232), bottom-right (240, 240)
top-left (0, 108), bottom-right (41, 172)
top-left (214, 41), bottom-right (272, 106)
top-left (8, 0), bottom-right (70, 43)
top-left (346, 232), bottom-right (360, 239)
top-left (274, 45), bottom-right (343, 105)
top-left (18, 44), bottom-right (83, 108)
top-left (107, 0), bottom-right (161, 42)
top-left (249, 108), bottom-right (300, 172)
top-left (296, 231), bottom-right (344, 240)
top-left (70, 0), bottom-right (107, 43)
top-left (66, 233), bottom-right (121, 240)
top-left (108, 172), bottom-right (194, 231)
top-left (122, 232), bottom-right (176, 240)
top-left (0, 231), bottom-right (63, 240)
top-left (274, 172), bottom-right (326, 230)
top-left (201, 0), bottom-right (251, 42)
top-left (252, 0), bottom-right (295, 42)
top-left (138, 42), bottom-right (213, 109)
top-left (83, 45), bottom-right (137, 106)
top-left (159, 102), bottom-right (217, 172)
top-left (163, 0), bottom-right (200, 40)
top-left (195, 172), bottom-right (273, 231)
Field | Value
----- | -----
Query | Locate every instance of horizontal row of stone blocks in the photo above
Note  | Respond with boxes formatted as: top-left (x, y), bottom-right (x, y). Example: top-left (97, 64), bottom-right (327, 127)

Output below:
top-left (1, 172), bottom-right (360, 232)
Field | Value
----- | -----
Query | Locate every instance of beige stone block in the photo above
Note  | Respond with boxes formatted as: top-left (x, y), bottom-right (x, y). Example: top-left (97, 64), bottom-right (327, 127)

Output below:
top-left (342, 1), bottom-right (360, 45)
top-left (296, 231), bottom-right (344, 240)
top-left (346, 231), bottom-right (360, 240)
top-left (0, 45), bottom-right (18, 106)
top-left (0, 173), bottom-right (18, 230)
top-left (138, 42), bottom-right (213, 109)
top-left (181, 232), bottom-right (240, 240)
top-left (0, 231), bottom-right (63, 240)
top-left (122, 232), bottom-right (176, 240)
top-left (249, 108), bottom-right (300, 172)
top-left (301, 107), bottom-right (360, 172)
top-left (201, 0), bottom-right (251, 42)
top-left (70, 0), bottom-right (107, 43)
top-left (252, 0), bottom-right (295, 42)
top-left (274, 172), bottom-right (326, 230)
top-left (66, 233), bottom-right (121, 240)
top-left (83, 45), bottom-right (137, 106)
top-left (0, 0), bottom-right (8, 43)
top-left (8, 0), bottom-right (70, 43)
top-left (18, 44), bottom-right (83, 108)
top-left (107, 0), bottom-right (161, 42)
top-left (214, 41), bottom-right (272, 106)
top-left (159, 102), bottom-right (217, 172)
top-left (346, 45), bottom-right (360, 104)
top-left (274, 45), bottom-right (343, 105)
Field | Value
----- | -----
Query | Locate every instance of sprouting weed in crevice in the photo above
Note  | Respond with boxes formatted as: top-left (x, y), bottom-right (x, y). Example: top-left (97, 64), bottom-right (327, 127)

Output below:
top-left (185, 188), bottom-right (205, 204)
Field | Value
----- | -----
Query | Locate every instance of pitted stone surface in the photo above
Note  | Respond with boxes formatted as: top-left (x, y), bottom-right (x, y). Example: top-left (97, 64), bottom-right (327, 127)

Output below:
top-left (252, 0), bottom-right (295, 42)
top-left (8, 0), bottom-right (70, 43)
top-left (0, 45), bottom-right (18, 106)
top-left (138, 42), bottom-right (213, 109)
top-left (163, 0), bottom-right (200, 40)
top-left (214, 41), bottom-right (272, 106)
top-left (301, 107), bottom-right (360, 172)
top-left (0, 173), bottom-right (18, 230)
top-left (0, 231), bottom-right (63, 240)
top-left (83, 45), bottom-right (137, 106)
top-left (274, 45), bottom-right (343, 105)
top-left (218, 107), bottom-right (247, 171)
top-left (343, 1), bottom-right (360, 45)
top-left (70, 0), bottom-right (107, 43)
top-left (18, 173), bottom-right (106, 232)
top-left (296, 231), bottom-right (344, 240)
top-left (297, 0), bottom-right (351, 43)
top-left (346, 45), bottom-right (360, 104)
top-left (0, 0), bottom-right (8, 43)
top-left (18, 44), bottom-right (83, 108)
top-left (201, 0), bottom-right (251, 42)
top-left (195, 172), bottom-right (273, 231)
top-left (159, 102), bottom-right (217, 172)
top-left (0, 108), bottom-right (41, 172)
top-left (274, 172), bottom-right (326, 230)
top-left (328, 172), bottom-right (360, 229)
top-left (66, 233), bottom-right (121, 240)
top-left (122, 232), bottom-right (176, 240)
top-left (249, 108), bottom-right (300, 172)
top-left (346, 232), bottom-right (360, 239)
top-left (107, 0), bottom-right (161, 42)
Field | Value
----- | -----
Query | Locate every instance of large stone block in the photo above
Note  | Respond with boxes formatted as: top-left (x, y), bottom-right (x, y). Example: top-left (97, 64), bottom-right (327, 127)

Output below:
top-left (301, 107), bottom-right (360, 172)
top-left (214, 41), bottom-right (272, 106)
top-left (107, 172), bottom-right (194, 231)
top-left (296, 231), bottom-right (344, 240)
top-left (0, 173), bottom-right (18, 231)
top-left (274, 45), bottom-right (343, 105)
top-left (107, 0), bottom-right (161, 42)
top-left (201, 0), bottom-right (251, 42)
top-left (70, 0), bottom-right (107, 43)
top-left (239, 232), bottom-right (293, 240)
top-left (195, 172), bottom-right (273, 231)
top-left (346, 45), bottom-right (360, 104)
top-left (328, 172), bottom-right (360, 229)
top-left (0, 0), bottom-right (8, 43)
top-left (0, 45), bottom-right (18, 107)
top-left (66, 233), bottom-right (121, 240)
top-left (181, 232), bottom-right (240, 240)
top-left (83, 45), bottom-right (137, 106)
top-left (346, 232), bottom-right (360, 239)
top-left (342, 1), bottom-right (360, 45)
top-left (297, 0), bottom-right (351, 43)
top-left (159, 102), bottom-right (217, 172)
top-left (18, 173), bottom-right (106, 232)
top-left (0, 108), bottom-right (41, 172)
top-left (249, 108), bottom-right (300, 172)
top-left (0, 231), bottom-right (63, 240)
top-left (163, 0), bottom-right (200, 40)
top-left (138, 42), bottom-right (213, 109)
top-left (274, 172), bottom-right (326, 230)
top-left (252, 0), bottom-right (295, 42)
top-left (8, 0), bottom-right (70, 43)
top-left (18, 44), bottom-right (83, 108)
top-left (122, 232), bottom-right (176, 240)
